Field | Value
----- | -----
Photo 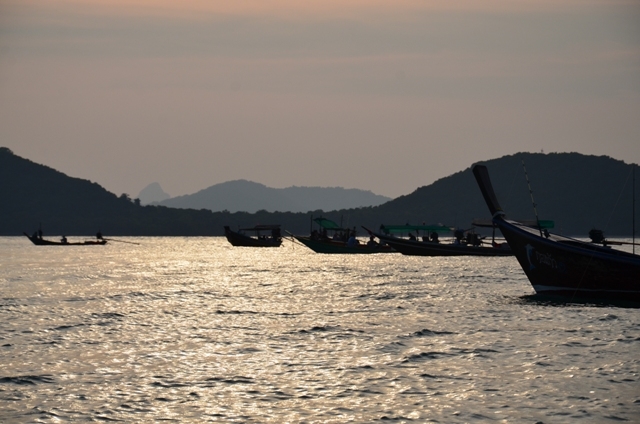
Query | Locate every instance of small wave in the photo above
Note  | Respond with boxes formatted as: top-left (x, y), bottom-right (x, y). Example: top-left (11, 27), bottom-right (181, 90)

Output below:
top-left (379, 414), bottom-right (421, 421)
top-left (150, 381), bottom-right (188, 388)
top-left (0, 375), bottom-right (55, 385)
top-left (469, 413), bottom-right (498, 420)
top-left (237, 347), bottom-right (262, 354)
top-left (379, 341), bottom-right (406, 353)
top-left (299, 325), bottom-right (340, 333)
top-left (24, 407), bottom-right (62, 419)
top-left (403, 351), bottom-right (455, 362)
top-left (409, 328), bottom-right (456, 337)
top-left (567, 395), bottom-right (591, 400)
top-left (52, 323), bottom-right (86, 331)
top-left (519, 294), bottom-right (640, 308)
top-left (616, 337), bottom-right (640, 344)
top-left (356, 364), bottom-right (374, 369)
top-left (452, 347), bottom-right (499, 357)
top-left (90, 414), bottom-right (124, 422)
top-left (419, 373), bottom-right (470, 381)
top-left (420, 373), bottom-right (439, 379)
top-left (109, 291), bottom-right (153, 301)
top-left (0, 297), bottom-right (28, 307)
top-left (404, 346), bottom-right (497, 362)
top-left (598, 314), bottom-right (619, 321)
top-left (310, 325), bottom-right (336, 332)
top-left (204, 376), bottom-right (254, 385)
top-left (215, 309), bottom-right (258, 315)
top-left (92, 312), bottom-right (126, 319)
top-left (561, 341), bottom-right (586, 347)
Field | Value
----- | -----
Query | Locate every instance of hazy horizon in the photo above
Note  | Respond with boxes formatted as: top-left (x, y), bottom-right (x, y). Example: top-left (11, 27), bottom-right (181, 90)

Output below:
top-left (1, 0), bottom-right (639, 198)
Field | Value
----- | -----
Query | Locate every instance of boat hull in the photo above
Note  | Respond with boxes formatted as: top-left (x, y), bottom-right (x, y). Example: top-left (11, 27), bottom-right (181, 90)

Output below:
top-left (497, 221), bottom-right (640, 302)
top-left (24, 233), bottom-right (107, 246)
top-left (373, 233), bottom-right (513, 257)
top-left (293, 236), bottom-right (394, 254)
top-left (472, 164), bottom-right (640, 303)
top-left (224, 228), bottom-right (282, 247)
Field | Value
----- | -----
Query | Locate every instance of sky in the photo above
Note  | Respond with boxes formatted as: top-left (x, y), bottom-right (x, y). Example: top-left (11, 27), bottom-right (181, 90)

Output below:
top-left (1, 0), bottom-right (639, 199)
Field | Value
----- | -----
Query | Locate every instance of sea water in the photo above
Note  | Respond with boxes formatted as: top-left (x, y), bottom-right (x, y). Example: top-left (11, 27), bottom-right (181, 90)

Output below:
top-left (0, 236), bottom-right (638, 423)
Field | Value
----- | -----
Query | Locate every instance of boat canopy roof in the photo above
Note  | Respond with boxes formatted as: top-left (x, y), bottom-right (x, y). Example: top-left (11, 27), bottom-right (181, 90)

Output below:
top-left (379, 224), bottom-right (453, 235)
top-left (313, 218), bottom-right (344, 230)
top-left (472, 218), bottom-right (554, 229)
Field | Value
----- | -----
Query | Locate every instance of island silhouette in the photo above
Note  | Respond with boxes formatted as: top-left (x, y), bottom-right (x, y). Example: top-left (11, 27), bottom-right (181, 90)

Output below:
top-left (1, 147), bottom-right (637, 237)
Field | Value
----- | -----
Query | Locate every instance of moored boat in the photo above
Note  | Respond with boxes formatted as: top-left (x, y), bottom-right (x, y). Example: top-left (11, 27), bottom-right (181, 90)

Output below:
top-left (290, 217), bottom-right (394, 254)
top-left (472, 164), bottom-right (640, 302)
top-left (224, 225), bottom-right (282, 247)
top-left (24, 232), bottom-right (107, 246)
top-left (367, 224), bottom-right (514, 257)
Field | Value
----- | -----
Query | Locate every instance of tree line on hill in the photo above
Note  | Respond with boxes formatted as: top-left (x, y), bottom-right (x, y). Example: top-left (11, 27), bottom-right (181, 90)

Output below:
top-left (1, 147), bottom-right (637, 237)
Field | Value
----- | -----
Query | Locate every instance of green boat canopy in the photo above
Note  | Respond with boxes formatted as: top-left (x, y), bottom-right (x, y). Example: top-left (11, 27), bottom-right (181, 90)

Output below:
top-left (313, 218), bottom-right (343, 230)
top-left (379, 224), bottom-right (453, 235)
top-left (527, 219), bottom-right (554, 229)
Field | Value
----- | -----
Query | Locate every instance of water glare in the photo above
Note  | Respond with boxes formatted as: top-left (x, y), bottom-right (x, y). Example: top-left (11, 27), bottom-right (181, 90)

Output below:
top-left (1, 237), bottom-right (639, 422)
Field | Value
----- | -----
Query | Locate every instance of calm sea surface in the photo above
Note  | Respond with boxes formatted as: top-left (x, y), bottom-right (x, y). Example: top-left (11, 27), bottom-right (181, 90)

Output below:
top-left (1, 236), bottom-right (639, 423)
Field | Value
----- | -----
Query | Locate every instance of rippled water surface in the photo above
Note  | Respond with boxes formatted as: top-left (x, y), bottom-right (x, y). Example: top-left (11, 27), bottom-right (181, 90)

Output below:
top-left (1, 236), bottom-right (639, 423)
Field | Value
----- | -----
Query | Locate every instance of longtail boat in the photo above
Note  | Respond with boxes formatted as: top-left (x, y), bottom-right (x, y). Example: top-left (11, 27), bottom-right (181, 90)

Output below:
top-left (289, 217), bottom-right (394, 254)
top-left (473, 164), bottom-right (640, 302)
top-left (224, 225), bottom-right (282, 247)
top-left (366, 223), bottom-right (514, 257)
top-left (24, 232), bottom-right (107, 246)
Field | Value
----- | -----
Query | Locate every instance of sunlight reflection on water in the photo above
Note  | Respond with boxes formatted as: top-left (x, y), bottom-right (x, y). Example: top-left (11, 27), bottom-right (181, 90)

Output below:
top-left (0, 236), bottom-right (639, 422)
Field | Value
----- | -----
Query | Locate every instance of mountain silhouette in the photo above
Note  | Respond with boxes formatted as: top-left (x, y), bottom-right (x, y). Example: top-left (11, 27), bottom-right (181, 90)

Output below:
top-left (157, 180), bottom-right (391, 213)
top-left (333, 152), bottom-right (638, 237)
top-left (1, 147), bottom-right (637, 236)
top-left (138, 182), bottom-right (170, 205)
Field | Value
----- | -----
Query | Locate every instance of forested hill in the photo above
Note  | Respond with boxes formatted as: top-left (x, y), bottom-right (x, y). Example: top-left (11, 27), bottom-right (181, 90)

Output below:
top-left (371, 153), bottom-right (637, 236)
top-left (1, 147), bottom-right (637, 236)
top-left (156, 180), bottom-right (390, 213)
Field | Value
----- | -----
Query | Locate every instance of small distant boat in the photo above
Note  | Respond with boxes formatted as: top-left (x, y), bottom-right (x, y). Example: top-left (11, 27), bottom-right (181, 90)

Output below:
top-left (290, 217), bottom-right (394, 254)
top-left (24, 232), bottom-right (107, 246)
top-left (473, 164), bottom-right (640, 302)
top-left (224, 225), bottom-right (283, 247)
top-left (367, 224), bottom-right (514, 257)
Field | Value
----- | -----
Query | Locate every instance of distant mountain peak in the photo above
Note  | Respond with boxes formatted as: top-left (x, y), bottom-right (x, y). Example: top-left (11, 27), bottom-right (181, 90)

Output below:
top-left (157, 180), bottom-right (392, 213)
top-left (138, 182), bottom-right (170, 205)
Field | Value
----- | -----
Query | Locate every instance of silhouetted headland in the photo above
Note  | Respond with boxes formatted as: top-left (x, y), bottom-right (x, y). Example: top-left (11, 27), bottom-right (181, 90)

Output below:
top-left (1, 147), bottom-right (637, 236)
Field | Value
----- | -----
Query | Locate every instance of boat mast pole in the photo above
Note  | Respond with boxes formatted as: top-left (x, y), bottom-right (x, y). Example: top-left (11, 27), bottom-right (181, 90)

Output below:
top-left (522, 160), bottom-right (543, 237)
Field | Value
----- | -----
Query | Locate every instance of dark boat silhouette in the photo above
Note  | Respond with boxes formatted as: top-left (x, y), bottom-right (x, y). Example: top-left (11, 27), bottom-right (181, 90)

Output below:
top-left (473, 164), bottom-right (640, 302)
top-left (224, 225), bottom-right (282, 247)
top-left (290, 217), bottom-right (394, 254)
top-left (367, 224), bottom-right (514, 257)
top-left (24, 232), bottom-right (107, 246)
